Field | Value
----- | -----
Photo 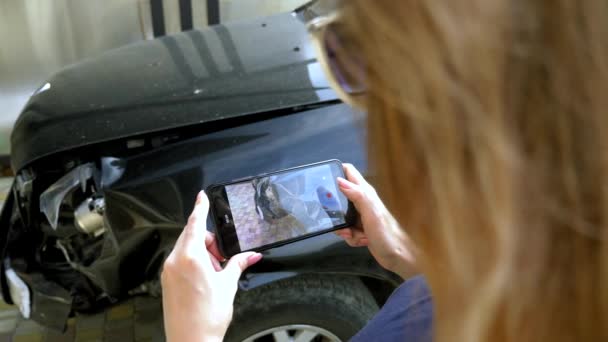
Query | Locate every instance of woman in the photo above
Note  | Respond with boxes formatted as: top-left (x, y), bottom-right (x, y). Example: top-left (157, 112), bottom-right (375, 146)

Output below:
top-left (161, 0), bottom-right (608, 341)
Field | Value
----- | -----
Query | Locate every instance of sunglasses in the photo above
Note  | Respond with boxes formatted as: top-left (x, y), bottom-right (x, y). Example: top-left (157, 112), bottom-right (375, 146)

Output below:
top-left (298, 1), bottom-right (366, 108)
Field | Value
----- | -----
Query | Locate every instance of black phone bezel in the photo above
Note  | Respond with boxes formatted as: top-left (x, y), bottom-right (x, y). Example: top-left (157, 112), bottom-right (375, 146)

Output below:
top-left (207, 159), bottom-right (356, 258)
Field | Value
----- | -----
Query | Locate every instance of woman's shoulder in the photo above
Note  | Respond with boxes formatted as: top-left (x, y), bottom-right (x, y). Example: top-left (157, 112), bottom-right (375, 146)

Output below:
top-left (349, 275), bottom-right (433, 342)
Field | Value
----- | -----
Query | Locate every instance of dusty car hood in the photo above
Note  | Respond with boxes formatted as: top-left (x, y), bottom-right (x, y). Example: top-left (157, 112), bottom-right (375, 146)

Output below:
top-left (11, 11), bottom-right (337, 171)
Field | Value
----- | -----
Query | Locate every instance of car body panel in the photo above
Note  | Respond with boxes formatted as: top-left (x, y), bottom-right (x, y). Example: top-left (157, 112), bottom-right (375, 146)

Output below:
top-left (11, 12), bottom-right (337, 171)
top-left (95, 103), bottom-right (398, 297)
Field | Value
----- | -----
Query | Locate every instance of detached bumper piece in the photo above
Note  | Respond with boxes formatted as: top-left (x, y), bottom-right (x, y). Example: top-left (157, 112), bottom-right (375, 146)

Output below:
top-left (5, 259), bottom-right (72, 331)
top-left (5, 262), bottom-right (30, 318)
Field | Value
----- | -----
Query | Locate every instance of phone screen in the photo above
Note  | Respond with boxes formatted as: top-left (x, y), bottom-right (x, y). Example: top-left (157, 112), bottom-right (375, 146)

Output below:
top-left (208, 161), bottom-right (352, 256)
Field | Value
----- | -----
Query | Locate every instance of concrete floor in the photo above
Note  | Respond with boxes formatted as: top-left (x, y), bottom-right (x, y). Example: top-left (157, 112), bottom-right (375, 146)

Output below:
top-left (0, 298), bottom-right (165, 342)
top-left (0, 178), bottom-right (166, 342)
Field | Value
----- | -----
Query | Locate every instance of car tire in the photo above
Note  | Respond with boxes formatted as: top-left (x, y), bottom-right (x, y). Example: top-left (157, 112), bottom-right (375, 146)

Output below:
top-left (225, 274), bottom-right (379, 342)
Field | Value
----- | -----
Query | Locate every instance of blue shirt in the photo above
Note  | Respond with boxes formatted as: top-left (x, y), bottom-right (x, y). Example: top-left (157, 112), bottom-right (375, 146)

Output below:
top-left (350, 275), bottom-right (433, 342)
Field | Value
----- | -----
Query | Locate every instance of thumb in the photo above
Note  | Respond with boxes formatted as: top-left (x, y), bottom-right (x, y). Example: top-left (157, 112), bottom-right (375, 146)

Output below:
top-left (337, 177), bottom-right (367, 209)
top-left (222, 252), bottom-right (263, 282)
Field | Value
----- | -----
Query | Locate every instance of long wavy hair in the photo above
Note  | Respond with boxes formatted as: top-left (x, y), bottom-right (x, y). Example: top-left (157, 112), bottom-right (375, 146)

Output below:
top-left (337, 1), bottom-right (608, 341)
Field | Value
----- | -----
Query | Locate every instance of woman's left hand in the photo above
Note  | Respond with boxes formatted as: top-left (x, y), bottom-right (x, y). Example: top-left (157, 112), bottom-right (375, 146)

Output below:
top-left (161, 191), bottom-right (263, 342)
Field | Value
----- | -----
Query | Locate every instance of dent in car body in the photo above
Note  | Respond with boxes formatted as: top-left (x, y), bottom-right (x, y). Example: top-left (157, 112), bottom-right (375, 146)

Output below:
top-left (96, 104), bottom-right (399, 296)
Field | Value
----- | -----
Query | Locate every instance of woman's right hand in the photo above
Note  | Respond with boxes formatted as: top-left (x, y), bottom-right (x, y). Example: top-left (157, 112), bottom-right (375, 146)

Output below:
top-left (336, 164), bottom-right (418, 278)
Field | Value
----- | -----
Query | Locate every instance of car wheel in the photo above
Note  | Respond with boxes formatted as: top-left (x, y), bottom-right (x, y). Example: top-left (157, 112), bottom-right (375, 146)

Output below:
top-left (225, 274), bottom-right (379, 342)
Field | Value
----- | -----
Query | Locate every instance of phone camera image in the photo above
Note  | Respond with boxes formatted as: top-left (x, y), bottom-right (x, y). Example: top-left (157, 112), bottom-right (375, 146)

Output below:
top-left (225, 164), bottom-right (346, 251)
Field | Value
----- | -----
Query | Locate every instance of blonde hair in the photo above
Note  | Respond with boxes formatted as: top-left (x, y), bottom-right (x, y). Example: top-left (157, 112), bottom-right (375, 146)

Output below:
top-left (338, 1), bottom-right (608, 341)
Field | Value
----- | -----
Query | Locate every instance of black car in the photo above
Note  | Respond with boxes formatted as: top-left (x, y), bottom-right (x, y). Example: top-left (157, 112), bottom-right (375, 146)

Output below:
top-left (0, 4), bottom-right (402, 341)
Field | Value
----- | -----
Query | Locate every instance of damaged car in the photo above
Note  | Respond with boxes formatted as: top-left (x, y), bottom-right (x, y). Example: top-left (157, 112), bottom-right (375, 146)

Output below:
top-left (0, 2), bottom-right (402, 341)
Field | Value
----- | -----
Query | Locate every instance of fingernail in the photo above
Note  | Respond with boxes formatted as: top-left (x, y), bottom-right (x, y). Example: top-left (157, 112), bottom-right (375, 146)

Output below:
top-left (196, 190), bottom-right (205, 204)
top-left (247, 253), bottom-right (263, 264)
top-left (337, 177), bottom-right (352, 189)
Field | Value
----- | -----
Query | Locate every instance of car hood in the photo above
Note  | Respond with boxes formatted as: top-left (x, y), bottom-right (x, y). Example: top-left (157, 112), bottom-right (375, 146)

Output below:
top-left (11, 11), bottom-right (337, 171)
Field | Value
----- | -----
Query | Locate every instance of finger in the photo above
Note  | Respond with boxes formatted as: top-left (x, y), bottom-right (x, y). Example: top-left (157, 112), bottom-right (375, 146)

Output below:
top-left (343, 237), bottom-right (360, 247)
top-left (337, 177), bottom-right (368, 211)
top-left (170, 227), bottom-right (188, 255)
top-left (357, 237), bottom-right (369, 246)
top-left (351, 227), bottom-right (367, 240)
top-left (168, 216), bottom-right (193, 260)
top-left (336, 228), bottom-right (368, 247)
top-left (208, 252), bottom-right (223, 271)
top-left (342, 163), bottom-right (367, 186)
top-left (334, 228), bottom-right (359, 247)
top-left (205, 232), bottom-right (226, 261)
top-left (173, 195), bottom-right (206, 252)
top-left (183, 191), bottom-right (210, 247)
top-left (222, 252), bottom-right (263, 283)
top-left (344, 229), bottom-right (367, 247)
top-left (334, 228), bottom-right (353, 239)
top-left (164, 192), bottom-right (214, 276)
top-left (178, 192), bottom-right (215, 270)
top-left (344, 236), bottom-right (368, 248)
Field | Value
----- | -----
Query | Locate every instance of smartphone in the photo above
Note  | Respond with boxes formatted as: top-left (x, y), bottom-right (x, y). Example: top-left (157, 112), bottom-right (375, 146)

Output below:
top-left (207, 160), bottom-right (357, 257)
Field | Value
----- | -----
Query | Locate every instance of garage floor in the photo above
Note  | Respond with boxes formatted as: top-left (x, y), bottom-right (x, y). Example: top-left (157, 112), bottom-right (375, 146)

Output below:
top-left (0, 178), bottom-right (166, 342)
